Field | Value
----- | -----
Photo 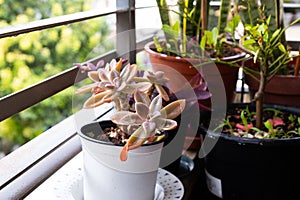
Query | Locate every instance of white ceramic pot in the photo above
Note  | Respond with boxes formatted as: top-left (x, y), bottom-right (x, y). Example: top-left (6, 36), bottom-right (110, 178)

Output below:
top-left (79, 121), bottom-right (164, 200)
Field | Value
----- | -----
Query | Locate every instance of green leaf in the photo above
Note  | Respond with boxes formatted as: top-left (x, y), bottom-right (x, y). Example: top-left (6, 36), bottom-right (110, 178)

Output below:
top-left (225, 15), bottom-right (241, 34)
top-left (263, 31), bottom-right (269, 43)
top-left (232, 15), bottom-right (240, 29)
top-left (200, 34), bottom-right (207, 50)
top-left (264, 108), bottom-right (283, 117)
top-left (172, 21), bottom-right (180, 34)
top-left (162, 22), bottom-right (180, 38)
top-left (264, 120), bottom-right (274, 133)
top-left (241, 110), bottom-right (249, 133)
top-left (213, 122), bottom-right (225, 132)
top-left (278, 43), bottom-right (286, 53)
top-left (243, 39), bottom-right (256, 46)
top-left (266, 15), bottom-right (271, 26)
top-left (211, 27), bottom-right (219, 46)
top-left (271, 29), bottom-right (281, 41)
top-left (213, 118), bottom-right (232, 134)
top-left (242, 37), bottom-right (256, 52)
top-left (153, 37), bottom-right (163, 52)
top-left (253, 49), bottom-right (260, 63)
top-left (288, 114), bottom-right (294, 122)
top-left (205, 30), bottom-right (214, 46)
top-left (251, 127), bottom-right (262, 132)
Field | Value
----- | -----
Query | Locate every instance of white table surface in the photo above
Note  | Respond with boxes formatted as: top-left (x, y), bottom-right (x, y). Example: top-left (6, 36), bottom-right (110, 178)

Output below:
top-left (25, 153), bottom-right (83, 200)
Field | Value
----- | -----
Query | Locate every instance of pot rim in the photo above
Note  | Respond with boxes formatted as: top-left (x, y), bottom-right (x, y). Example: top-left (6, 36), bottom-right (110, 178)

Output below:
top-left (144, 40), bottom-right (246, 62)
top-left (79, 120), bottom-right (167, 147)
top-left (207, 130), bottom-right (300, 146)
top-left (205, 103), bottom-right (300, 146)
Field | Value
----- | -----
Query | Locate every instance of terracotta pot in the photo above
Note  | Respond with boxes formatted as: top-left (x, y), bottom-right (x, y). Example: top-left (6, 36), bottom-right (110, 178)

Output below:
top-left (144, 41), bottom-right (245, 104)
top-left (244, 59), bottom-right (300, 108)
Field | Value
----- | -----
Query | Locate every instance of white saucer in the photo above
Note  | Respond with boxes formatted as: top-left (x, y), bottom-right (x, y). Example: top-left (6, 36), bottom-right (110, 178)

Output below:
top-left (69, 168), bottom-right (184, 200)
top-left (24, 153), bottom-right (184, 200)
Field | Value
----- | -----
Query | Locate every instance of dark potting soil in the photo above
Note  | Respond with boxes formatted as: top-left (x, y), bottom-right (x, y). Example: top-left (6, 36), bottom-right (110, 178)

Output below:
top-left (96, 126), bottom-right (129, 145)
top-left (152, 46), bottom-right (238, 59)
top-left (221, 106), bottom-right (300, 139)
top-left (206, 47), bottom-right (238, 58)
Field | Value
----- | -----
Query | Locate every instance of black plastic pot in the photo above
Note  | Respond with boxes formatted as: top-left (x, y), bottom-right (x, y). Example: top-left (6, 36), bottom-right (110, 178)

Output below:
top-left (160, 115), bottom-right (195, 179)
top-left (203, 103), bottom-right (300, 200)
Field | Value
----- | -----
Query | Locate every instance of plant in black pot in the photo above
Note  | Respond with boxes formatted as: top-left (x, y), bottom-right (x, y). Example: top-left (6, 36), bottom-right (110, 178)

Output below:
top-left (201, 8), bottom-right (300, 200)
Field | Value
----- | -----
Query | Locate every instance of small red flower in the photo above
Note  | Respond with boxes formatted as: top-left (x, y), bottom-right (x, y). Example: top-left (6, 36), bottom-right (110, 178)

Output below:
top-left (268, 117), bottom-right (285, 127)
top-left (236, 123), bottom-right (253, 131)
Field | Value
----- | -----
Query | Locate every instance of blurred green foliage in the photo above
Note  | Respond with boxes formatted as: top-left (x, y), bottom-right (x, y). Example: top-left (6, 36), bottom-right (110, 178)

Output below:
top-left (0, 0), bottom-right (113, 153)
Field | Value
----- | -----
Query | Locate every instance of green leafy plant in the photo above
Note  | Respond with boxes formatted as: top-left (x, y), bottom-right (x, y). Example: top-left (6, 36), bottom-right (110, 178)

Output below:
top-left (287, 117), bottom-right (300, 136)
top-left (213, 117), bottom-right (233, 135)
top-left (214, 11), bottom-right (300, 138)
top-left (218, 106), bottom-right (300, 139)
top-left (237, 0), bottom-right (286, 56)
top-left (236, 0), bottom-right (300, 127)
top-left (211, 0), bottom-right (300, 139)
top-left (239, 14), bottom-right (300, 129)
top-left (154, 0), bottom-right (241, 59)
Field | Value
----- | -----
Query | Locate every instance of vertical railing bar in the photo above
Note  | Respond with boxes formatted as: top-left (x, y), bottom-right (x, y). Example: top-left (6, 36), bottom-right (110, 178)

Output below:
top-left (116, 0), bottom-right (136, 63)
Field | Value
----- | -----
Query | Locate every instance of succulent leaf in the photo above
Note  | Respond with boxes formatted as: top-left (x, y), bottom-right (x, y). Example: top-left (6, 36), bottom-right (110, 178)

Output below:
top-left (134, 82), bottom-right (152, 92)
top-left (98, 69), bottom-right (110, 82)
top-left (111, 110), bottom-right (144, 126)
top-left (135, 102), bottom-right (149, 120)
top-left (119, 84), bottom-right (138, 94)
top-left (132, 77), bottom-right (149, 82)
top-left (146, 71), bottom-right (169, 85)
top-left (160, 99), bottom-right (186, 119)
top-left (142, 121), bottom-right (156, 138)
top-left (134, 90), bottom-right (151, 105)
top-left (120, 126), bottom-right (148, 161)
top-left (111, 111), bottom-right (132, 122)
top-left (74, 83), bottom-right (97, 94)
top-left (154, 71), bottom-right (164, 79)
top-left (119, 113), bottom-right (143, 125)
top-left (104, 62), bottom-right (111, 71)
top-left (83, 90), bottom-right (112, 108)
top-left (114, 58), bottom-right (123, 72)
top-left (103, 92), bottom-right (115, 102)
top-left (149, 111), bottom-right (161, 121)
top-left (119, 63), bottom-right (131, 80)
top-left (109, 70), bottom-right (119, 83)
top-left (127, 64), bottom-right (139, 81)
top-left (88, 71), bottom-right (100, 82)
top-left (149, 95), bottom-right (162, 115)
top-left (144, 70), bottom-right (170, 101)
top-left (154, 118), bottom-right (177, 130)
top-left (120, 64), bottom-right (137, 82)
top-left (154, 84), bottom-right (170, 101)
top-left (116, 81), bottom-right (126, 91)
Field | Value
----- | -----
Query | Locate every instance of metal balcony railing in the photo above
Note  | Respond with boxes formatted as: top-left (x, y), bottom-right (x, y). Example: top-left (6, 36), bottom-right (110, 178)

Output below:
top-left (1, 0), bottom-right (300, 199)
top-left (0, 0), bottom-right (154, 198)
